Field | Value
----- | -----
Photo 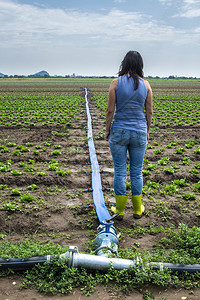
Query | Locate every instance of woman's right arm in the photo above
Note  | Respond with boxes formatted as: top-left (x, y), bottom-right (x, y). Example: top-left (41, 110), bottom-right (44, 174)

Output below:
top-left (105, 79), bottom-right (117, 141)
top-left (144, 80), bottom-right (153, 142)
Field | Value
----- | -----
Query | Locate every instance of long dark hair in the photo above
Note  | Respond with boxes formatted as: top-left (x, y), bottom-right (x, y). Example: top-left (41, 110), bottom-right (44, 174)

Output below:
top-left (118, 51), bottom-right (144, 90)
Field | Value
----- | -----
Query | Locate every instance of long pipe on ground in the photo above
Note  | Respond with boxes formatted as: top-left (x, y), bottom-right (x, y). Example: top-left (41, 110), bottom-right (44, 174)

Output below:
top-left (1, 246), bottom-right (200, 273)
top-left (81, 86), bottom-right (118, 256)
top-left (0, 255), bottom-right (52, 270)
top-left (81, 87), bottom-right (110, 224)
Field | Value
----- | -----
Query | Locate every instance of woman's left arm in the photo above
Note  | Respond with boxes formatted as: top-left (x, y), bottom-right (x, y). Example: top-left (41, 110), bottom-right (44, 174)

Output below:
top-left (144, 80), bottom-right (153, 142)
top-left (105, 79), bottom-right (117, 141)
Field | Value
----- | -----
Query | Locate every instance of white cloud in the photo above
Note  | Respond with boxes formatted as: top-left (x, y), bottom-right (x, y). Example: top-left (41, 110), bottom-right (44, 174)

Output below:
top-left (0, 0), bottom-right (200, 76)
top-left (0, 0), bottom-right (199, 54)
top-left (173, 0), bottom-right (200, 17)
top-left (0, 0), bottom-right (197, 48)
top-left (159, 0), bottom-right (200, 17)
top-left (184, 0), bottom-right (199, 4)
top-left (178, 8), bottom-right (200, 17)
top-left (158, 0), bottom-right (173, 5)
top-left (113, 0), bottom-right (126, 3)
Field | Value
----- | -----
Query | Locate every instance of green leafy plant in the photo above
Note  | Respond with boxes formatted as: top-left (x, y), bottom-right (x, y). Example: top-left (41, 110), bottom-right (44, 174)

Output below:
top-left (27, 184), bottom-right (39, 191)
top-left (143, 290), bottom-right (155, 300)
top-left (19, 194), bottom-right (35, 203)
top-left (182, 193), bottom-right (196, 201)
top-left (158, 157), bottom-right (169, 165)
top-left (66, 147), bottom-right (83, 154)
top-left (194, 181), bottom-right (200, 191)
top-left (0, 146), bottom-right (9, 153)
top-left (153, 148), bottom-right (164, 154)
top-left (0, 184), bottom-right (7, 190)
top-left (164, 183), bottom-right (179, 195)
top-left (7, 142), bottom-right (16, 147)
top-left (45, 141), bottom-right (52, 147)
top-left (0, 162), bottom-right (11, 172)
top-left (51, 131), bottom-right (66, 136)
top-left (54, 145), bottom-right (61, 149)
top-left (49, 164), bottom-right (58, 171)
top-left (13, 150), bottom-right (21, 156)
top-left (19, 162), bottom-right (25, 167)
top-left (146, 163), bottom-right (158, 170)
top-left (154, 200), bottom-right (171, 221)
top-left (56, 169), bottom-right (71, 176)
top-left (173, 178), bottom-right (188, 187)
top-left (194, 163), bottom-right (200, 169)
top-left (171, 163), bottom-right (179, 170)
top-left (142, 170), bottom-right (150, 176)
top-left (175, 147), bottom-right (185, 154)
top-left (11, 169), bottom-right (23, 176)
top-left (189, 169), bottom-right (199, 174)
top-left (163, 168), bottom-right (174, 174)
top-left (28, 159), bottom-right (35, 164)
top-left (52, 150), bottom-right (62, 156)
top-left (10, 188), bottom-right (21, 196)
top-left (96, 131), bottom-right (105, 140)
top-left (146, 180), bottom-right (160, 189)
top-left (126, 182), bottom-right (131, 190)
top-left (1, 201), bottom-right (22, 212)
top-left (21, 146), bottom-right (30, 152)
top-left (185, 141), bottom-right (195, 148)
top-left (33, 150), bottom-right (40, 156)
top-left (182, 157), bottom-right (191, 165)
top-left (194, 146), bottom-right (200, 154)
top-left (37, 172), bottom-right (47, 176)
top-left (24, 165), bottom-right (36, 172)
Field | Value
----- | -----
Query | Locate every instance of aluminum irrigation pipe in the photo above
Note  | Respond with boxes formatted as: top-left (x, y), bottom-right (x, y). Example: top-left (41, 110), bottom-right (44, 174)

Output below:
top-left (61, 246), bottom-right (200, 273)
top-left (1, 246), bottom-right (200, 273)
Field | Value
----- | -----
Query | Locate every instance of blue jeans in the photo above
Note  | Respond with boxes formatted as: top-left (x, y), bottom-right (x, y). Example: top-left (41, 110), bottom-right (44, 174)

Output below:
top-left (109, 127), bottom-right (147, 196)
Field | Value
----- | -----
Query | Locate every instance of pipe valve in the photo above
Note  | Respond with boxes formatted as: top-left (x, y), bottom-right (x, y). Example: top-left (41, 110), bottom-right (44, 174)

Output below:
top-left (94, 215), bottom-right (119, 256)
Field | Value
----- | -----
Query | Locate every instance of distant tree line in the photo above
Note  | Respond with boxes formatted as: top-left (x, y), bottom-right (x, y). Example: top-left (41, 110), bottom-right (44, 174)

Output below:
top-left (0, 74), bottom-right (199, 79)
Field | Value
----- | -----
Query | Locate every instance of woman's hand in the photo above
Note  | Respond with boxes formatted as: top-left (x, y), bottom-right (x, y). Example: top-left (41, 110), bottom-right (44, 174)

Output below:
top-left (105, 131), bottom-right (110, 141)
top-left (147, 132), bottom-right (149, 142)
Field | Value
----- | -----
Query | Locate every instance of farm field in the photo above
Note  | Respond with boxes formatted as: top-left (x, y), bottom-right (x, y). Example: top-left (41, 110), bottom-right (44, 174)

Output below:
top-left (0, 78), bottom-right (200, 300)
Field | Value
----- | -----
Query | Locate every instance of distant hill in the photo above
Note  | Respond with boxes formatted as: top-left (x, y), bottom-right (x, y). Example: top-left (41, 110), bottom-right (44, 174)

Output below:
top-left (32, 70), bottom-right (50, 77)
top-left (0, 73), bottom-right (4, 77)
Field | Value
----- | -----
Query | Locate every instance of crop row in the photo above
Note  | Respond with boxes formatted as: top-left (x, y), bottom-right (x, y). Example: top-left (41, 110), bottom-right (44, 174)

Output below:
top-left (0, 95), bottom-right (85, 127)
top-left (92, 93), bottom-right (200, 127)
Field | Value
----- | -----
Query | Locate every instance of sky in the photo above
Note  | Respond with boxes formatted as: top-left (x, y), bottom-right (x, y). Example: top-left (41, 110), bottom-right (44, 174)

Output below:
top-left (0, 0), bottom-right (200, 77)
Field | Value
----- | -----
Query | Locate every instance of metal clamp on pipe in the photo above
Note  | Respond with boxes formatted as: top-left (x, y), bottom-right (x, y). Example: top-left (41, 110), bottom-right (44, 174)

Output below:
top-left (94, 214), bottom-right (119, 256)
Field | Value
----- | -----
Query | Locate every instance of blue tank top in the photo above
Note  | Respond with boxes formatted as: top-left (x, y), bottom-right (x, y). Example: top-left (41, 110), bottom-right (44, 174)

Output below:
top-left (112, 76), bottom-right (148, 133)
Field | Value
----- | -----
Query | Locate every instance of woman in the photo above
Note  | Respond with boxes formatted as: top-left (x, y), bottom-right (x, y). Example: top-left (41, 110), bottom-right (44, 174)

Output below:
top-left (105, 51), bottom-right (153, 220)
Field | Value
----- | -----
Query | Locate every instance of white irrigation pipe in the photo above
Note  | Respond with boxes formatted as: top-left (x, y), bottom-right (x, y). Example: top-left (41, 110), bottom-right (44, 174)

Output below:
top-left (82, 87), bottom-right (110, 224)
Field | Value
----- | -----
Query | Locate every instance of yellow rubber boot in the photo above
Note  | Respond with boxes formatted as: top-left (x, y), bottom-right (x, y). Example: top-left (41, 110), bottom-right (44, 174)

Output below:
top-left (131, 194), bottom-right (145, 219)
top-left (111, 195), bottom-right (128, 221)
